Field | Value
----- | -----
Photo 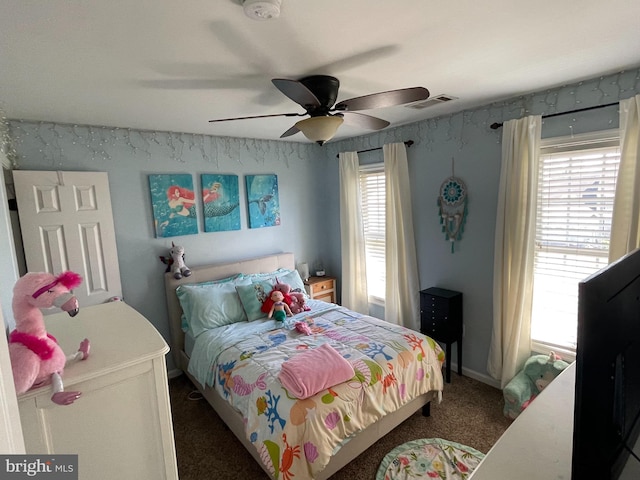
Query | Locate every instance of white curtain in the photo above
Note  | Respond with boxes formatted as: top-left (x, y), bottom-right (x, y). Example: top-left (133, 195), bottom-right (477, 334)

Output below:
top-left (384, 143), bottom-right (420, 331)
top-left (609, 94), bottom-right (640, 263)
top-left (487, 115), bottom-right (542, 388)
top-left (338, 151), bottom-right (369, 313)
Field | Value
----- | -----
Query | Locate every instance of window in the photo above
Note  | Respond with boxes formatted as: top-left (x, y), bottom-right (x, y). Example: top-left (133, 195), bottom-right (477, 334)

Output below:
top-left (531, 131), bottom-right (620, 354)
top-left (359, 164), bottom-right (385, 302)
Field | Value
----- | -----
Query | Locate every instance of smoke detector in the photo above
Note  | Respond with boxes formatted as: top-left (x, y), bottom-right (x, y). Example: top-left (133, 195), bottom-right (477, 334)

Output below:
top-left (243, 0), bottom-right (281, 20)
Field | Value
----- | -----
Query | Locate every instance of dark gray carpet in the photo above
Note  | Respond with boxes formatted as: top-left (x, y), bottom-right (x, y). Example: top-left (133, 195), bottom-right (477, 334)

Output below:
top-left (169, 372), bottom-right (511, 479)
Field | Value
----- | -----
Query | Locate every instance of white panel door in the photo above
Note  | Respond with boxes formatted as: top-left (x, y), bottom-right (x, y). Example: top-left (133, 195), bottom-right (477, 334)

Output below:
top-left (13, 170), bottom-right (122, 308)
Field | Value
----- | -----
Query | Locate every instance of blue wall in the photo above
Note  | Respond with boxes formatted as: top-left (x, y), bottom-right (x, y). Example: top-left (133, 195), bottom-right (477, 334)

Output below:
top-left (323, 68), bottom-right (640, 380)
top-left (6, 131), bottom-right (328, 369)
top-left (7, 67), bottom-right (640, 377)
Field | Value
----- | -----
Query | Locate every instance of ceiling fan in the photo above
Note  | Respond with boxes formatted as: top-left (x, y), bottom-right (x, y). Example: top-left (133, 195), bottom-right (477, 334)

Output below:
top-left (208, 75), bottom-right (430, 145)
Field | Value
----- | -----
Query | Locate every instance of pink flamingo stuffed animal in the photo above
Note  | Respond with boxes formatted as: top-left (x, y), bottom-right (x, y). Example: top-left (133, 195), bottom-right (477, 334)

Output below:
top-left (8, 271), bottom-right (90, 405)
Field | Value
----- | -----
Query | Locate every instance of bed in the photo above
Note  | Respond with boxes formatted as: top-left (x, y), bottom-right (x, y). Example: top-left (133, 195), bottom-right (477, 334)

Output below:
top-left (165, 252), bottom-right (445, 480)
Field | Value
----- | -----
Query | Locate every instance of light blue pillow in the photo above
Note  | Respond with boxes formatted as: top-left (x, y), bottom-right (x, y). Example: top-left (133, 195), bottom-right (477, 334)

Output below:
top-left (235, 280), bottom-right (274, 322)
top-left (176, 273), bottom-right (244, 331)
top-left (177, 276), bottom-right (251, 336)
top-left (275, 269), bottom-right (308, 298)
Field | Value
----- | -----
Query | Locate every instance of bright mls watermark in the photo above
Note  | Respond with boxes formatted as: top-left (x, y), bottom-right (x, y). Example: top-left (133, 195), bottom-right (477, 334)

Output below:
top-left (0, 455), bottom-right (77, 479)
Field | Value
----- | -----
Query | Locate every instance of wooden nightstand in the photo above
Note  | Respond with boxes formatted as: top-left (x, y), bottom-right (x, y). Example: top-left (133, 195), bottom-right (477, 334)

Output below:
top-left (420, 287), bottom-right (463, 383)
top-left (304, 276), bottom-right (336, 303)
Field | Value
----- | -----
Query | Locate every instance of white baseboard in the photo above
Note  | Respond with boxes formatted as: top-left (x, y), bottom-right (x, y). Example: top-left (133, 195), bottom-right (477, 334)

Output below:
top-left (449, 363), bottom-right (501, 389)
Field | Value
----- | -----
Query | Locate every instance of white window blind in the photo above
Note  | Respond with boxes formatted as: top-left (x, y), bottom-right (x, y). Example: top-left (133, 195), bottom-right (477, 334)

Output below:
top-left (531, 132), bottom-right (620, 351)
top-left (359, 164), bottom-right (385, 302)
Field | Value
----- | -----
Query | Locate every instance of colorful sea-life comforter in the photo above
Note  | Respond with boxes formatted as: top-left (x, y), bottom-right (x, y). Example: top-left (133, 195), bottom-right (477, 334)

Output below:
top-left (188, 302), bottom-right (445, 480)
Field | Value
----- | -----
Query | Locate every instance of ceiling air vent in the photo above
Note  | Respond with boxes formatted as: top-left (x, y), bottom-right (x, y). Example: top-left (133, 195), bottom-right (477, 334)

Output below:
top-left (406, 94), bottom-right (458, 109)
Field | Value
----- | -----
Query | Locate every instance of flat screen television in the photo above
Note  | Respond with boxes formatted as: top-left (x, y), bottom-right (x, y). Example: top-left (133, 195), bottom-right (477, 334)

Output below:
top-left (573, 248), bottom-right (640, 479)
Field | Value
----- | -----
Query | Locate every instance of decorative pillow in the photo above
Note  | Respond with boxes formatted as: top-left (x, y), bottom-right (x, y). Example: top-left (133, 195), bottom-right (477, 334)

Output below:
top-left (177, 276), bottom-right (251, 336)
top-left (275, 269), bottom-right (309, 298)
top-left (235, 280), bottom-right (275, 322)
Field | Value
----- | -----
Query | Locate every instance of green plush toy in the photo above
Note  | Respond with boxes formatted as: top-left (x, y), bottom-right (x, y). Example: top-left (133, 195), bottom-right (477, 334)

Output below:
top-left (503, 352), bottom-right (570, 420)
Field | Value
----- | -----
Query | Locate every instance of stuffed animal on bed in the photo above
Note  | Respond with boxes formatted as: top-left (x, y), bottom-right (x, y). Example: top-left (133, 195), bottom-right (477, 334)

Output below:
top-left (8, 271), bottom-right (90, 405)
top-left (267, 290), bottom-right (292, 323)
top-left (260, 279), bottom-right (310, 316)
top-left (503, 352), bottom-right (570, 419)
top-left (272, 278), bottom-right (310, 314)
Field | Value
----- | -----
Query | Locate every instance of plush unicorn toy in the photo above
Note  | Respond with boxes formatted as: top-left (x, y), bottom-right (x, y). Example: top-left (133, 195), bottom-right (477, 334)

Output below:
top-left (169, 242), bottom-right (192, 280)
top-left (8, 271), bottom-right (90, 405)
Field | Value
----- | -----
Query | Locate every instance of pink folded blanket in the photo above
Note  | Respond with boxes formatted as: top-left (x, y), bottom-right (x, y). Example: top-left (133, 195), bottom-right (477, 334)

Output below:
top-left (278, 343), bottom-right (355, 399)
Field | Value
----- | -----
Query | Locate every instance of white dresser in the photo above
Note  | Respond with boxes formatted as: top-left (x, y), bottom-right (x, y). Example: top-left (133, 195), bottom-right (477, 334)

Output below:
top-left (17, 301), bottom-right (178, 480)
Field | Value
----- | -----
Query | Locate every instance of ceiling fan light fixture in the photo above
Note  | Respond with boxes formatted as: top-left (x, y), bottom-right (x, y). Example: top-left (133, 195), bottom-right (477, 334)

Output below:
top-left (242, 0), bottom-right (281, 20)
top-left (295, 116), bottom-right (344, 145)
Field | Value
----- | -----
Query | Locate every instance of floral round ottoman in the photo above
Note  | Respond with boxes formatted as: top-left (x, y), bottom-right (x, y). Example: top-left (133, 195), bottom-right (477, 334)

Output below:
top-left (376, 438), bottom-right (485, 479)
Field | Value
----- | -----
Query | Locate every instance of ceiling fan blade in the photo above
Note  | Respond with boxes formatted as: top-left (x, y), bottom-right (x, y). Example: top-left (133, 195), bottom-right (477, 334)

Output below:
top-left (334, 87), bottom-right (430, 112)
top-left (140, 72), bottom-right (269, 91)
top-left (310, 46), bottom-right (399, 76)
top-left (280, 125), bottom-right (300, 138)
top-left (272, 79), bottom-right (321, 108)
top-left (340, 112), bottom-right (390, 130)
top-left (208, 112), bottom-right (302, 123)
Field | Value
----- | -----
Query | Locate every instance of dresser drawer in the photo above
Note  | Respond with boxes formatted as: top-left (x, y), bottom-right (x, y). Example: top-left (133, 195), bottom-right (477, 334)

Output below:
top-left (309, 278), bottom-right (334, 295)
top-left (422, 295), bottom-right (452, 313)
top-left (304, 276), bottom-right (336, 303)
top-left (420, 311), bottom-right (451, 338)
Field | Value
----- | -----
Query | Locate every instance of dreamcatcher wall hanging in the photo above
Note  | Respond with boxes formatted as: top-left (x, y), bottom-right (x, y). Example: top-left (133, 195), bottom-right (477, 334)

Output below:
top-left (437, 159), bottom-right (468, 253)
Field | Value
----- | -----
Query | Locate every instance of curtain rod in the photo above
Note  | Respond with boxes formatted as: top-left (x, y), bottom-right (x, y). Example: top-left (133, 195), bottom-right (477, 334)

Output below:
top-left (336, 140), bottom-right (413, 158)
top-left (489, 102), bottom-right (619, 130)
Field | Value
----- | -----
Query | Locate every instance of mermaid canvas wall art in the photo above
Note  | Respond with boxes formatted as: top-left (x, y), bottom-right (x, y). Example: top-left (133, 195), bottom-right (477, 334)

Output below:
top-left (149, 173), bottom-right (198, 238)
top-left (245, 174), bottom-right (280, 229)
top-left (201, 174), bottom-right (241, 233)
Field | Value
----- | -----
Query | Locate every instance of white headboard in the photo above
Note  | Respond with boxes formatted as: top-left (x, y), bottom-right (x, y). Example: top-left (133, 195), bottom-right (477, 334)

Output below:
top-left (164, 252), bottom-right (295, 368)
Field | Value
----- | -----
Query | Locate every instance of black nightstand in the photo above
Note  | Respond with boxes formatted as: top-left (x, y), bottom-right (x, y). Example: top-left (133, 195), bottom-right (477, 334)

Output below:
top-left (420, 287), bottom-right (463, 383)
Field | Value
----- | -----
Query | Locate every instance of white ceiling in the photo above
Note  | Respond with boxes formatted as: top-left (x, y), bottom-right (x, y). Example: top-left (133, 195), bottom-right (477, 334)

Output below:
top-left (2, 0), bottom-right (640, 143)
